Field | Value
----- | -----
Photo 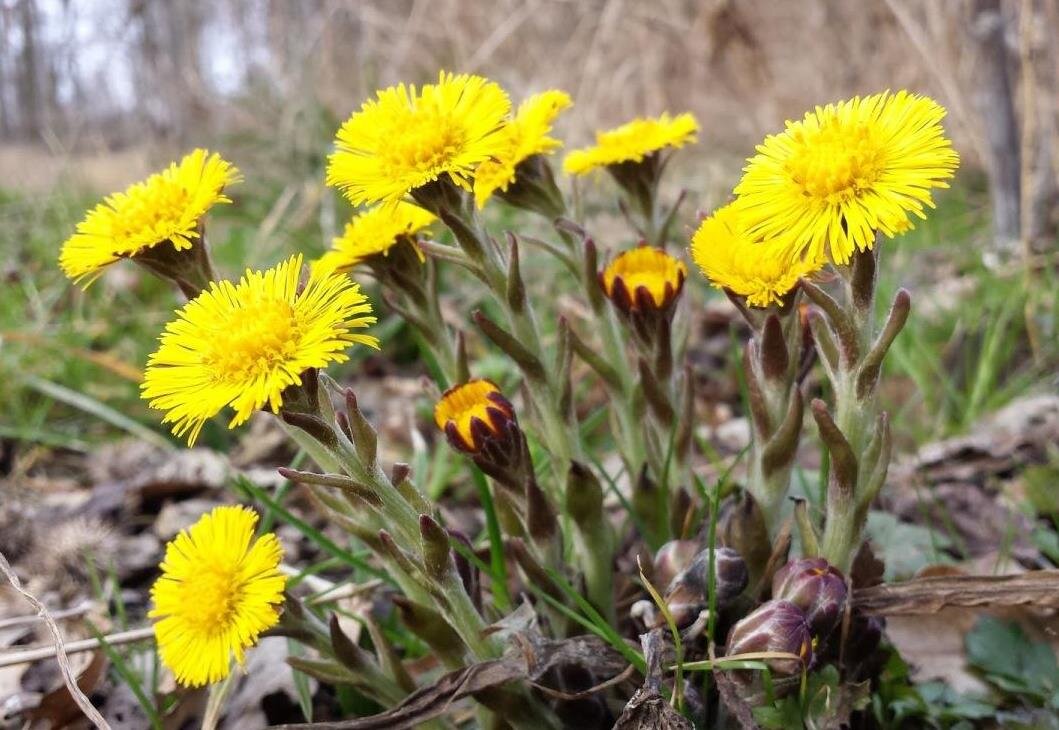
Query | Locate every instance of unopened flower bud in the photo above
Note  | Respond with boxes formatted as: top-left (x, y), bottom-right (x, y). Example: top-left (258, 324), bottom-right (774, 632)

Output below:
top-left (662, 547), bottom-right (748, 628)
top-left (434, 379), bottom-right (531, 490)
top-left (772, 558), bottom-right (848, 638)
top-left (726, 600), bottom-right (812, 677)
top-left (652, 540), bottom-right (699, 592)
top-left (601, 247), bottom-right (686, 311)
top-left (600, 247), bottom-right (687, 346)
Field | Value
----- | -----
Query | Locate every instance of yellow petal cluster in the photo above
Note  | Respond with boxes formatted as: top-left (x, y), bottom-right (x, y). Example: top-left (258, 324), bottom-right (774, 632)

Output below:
top-left (601, 246), bottom-right (687, 311)
top-left (690, 203), bottom-right (823, 308)
top-left (150, 506), bottom-right (286, 687)
top-left (316, 202), bottom-right (436, 273)
top-left (473, 89), bottom-right (572, 208)
top-left (734, 90), bottom-right (959, 265)
top-left (434, 379), bottom-right (514, 452)
top-left (326, 71), bottom-right (511, 207)
top-left (563, 113), bottom-right (699, 176)
top-left (59, 149), bottom-right (240, 285)
top-left (141, 254), bottom-right (378, 445)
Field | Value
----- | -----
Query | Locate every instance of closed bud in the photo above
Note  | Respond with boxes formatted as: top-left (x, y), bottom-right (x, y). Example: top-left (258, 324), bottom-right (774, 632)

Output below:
top-left (565, 461), bottom-right (604, 527)
top-left (434, 379), bottom-right (532, 491)
top-left (391, 596), bottom-right (467, 662)
top-left (652, 540), bottom-right (699, 592)
top-left (662, 547), bottom-right (748, 628)
top-left (419, 515), bottom-right (453, 582)
top-left (447, 529), bottom-right (480, 609)
top-left (600, 246), bottom-right (687, 347)
top-left (772, 558), bottom-right (847, 638)
top-left (343, 389), bottom-right (379, 465)
top-left (720, 493), bottom-right (771, 587)
top-left (726, 599), bottom-right (813, 677)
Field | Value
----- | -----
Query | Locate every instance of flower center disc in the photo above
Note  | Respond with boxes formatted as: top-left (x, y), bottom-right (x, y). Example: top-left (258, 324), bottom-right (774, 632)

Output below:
top-left (382, 108), bottom-right (466, 177)
top-left (786, 121), bottom-right (886, 202)
top-left (182, 564), bottom-right (243, 635)
top-left (112, 181), bottom-right (190, 244)
top-left (205, 297), bottom-right (299, 384)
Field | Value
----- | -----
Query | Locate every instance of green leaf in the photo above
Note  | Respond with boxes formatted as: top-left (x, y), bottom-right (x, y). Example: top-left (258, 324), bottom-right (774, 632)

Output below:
top-left (966, 617), bottom-right (1059, 704)
top-left (864, 511), bottom-right (952, 580)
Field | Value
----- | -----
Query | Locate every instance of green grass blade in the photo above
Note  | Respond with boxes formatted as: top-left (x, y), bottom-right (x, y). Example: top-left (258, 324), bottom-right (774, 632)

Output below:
top-left (24, 376), bottom-right (172, 450)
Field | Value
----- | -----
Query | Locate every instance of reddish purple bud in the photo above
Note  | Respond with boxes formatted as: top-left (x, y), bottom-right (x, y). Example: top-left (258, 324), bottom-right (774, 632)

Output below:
top-left (772, 558), bottom-right (847, 637)
top-left (726, 600), bottom-right (813, 677)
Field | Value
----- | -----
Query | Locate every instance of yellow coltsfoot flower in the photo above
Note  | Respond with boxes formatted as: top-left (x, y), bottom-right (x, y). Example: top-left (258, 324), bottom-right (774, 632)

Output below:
top-left (59, 149), bottom-right (240, 288)
top-left (326, 71), bottom-right (510, 209)
top-left (150, 505), bottom-right (286, 687)
top-left (563, 113), bottom-right (699, 176)
top-left (315, 201), bottom-right (436, 274)
top-left (473, 89), bottom-right (572, 210)
top-left (435, 379), bottom-right (517, 453)
top-left (435, 379), bottom-right (531, 489)
top-left (690, 203), bottom-right (823, 308)
top-left (601, 246), bottom-right (687, 314)
top-left (141, 254), bottom-right (378, 446)
top-left (733, 90), bottom-right (959, 265)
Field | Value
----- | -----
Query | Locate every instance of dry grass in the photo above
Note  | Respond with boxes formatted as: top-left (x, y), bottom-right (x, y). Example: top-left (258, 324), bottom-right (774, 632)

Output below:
top-left (3, 0), bottom-right (1019, 196)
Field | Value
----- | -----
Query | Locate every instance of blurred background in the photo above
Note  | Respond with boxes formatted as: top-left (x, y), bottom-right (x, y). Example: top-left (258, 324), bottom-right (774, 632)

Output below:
top-left (1, 0), bottom-right (1056, 242)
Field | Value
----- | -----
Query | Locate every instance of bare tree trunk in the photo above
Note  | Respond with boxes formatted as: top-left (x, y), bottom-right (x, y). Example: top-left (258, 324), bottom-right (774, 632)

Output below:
top-left (0, 7), bottom-right (10, 137)
top-left (1017, 0), bottom-right (1058, 252)
top-left (968, 0), bottom-right (1022, 249)
top-left (16, 0), bottom-right (43, 139)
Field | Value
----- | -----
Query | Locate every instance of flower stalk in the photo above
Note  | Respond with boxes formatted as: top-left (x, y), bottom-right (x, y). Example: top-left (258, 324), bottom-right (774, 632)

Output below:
top-left (804, 248), bottom-right (906, 571)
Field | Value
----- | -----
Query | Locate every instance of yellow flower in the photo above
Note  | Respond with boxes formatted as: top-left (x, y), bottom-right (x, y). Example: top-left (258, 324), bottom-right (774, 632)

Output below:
top-left (434, 379), bottom-right (516, 453)
top-left (563, 113), bottom-right (699, 176)
top-left (690, 203), bottom-right (823, 308)
top-left (601, 246), bottom-right (687, 312)
top-left (59, 149), bottom-right (240, 285)
top-left (316, 202), bottom-right (436, 273)
top-left (733, 90), bottom-right (959, 265)
top-left (326, 71), bottom-right (511, 207)
top-left (150, 505), bottom-right (286, 687)
top-left (473, 90), bottom-right (572, 208)
top-left (141, 254), bottom-right (378, 446)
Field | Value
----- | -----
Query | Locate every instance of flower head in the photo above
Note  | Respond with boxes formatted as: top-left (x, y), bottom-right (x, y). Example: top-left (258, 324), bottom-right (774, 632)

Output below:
top-left (150, 505), bottom-right (286, 687)
top-left (726, 599), bottom-right (813, 678)
top-left (142, 254), bottom-right (378, 445)
top-left (326, 71), bottom-right (511, 207)
top-left (601, 246), bottom-right (687, 313)
top-left (772, 558), bottom-right (848, 638)
top-left (316, 202), bottom-right (436, 274)
top-left (563, 113), bottom-right (698, 176)
top-left (473, 90), bottom-right (572, 208)
top-left (59, 149), bottom-right (240, 285)
top-left (690, 203), bottom-right (823, 308)
top-left (434, 379), bottom-right (516, 453)
top-left (734, 90), bottom-right (959, 265)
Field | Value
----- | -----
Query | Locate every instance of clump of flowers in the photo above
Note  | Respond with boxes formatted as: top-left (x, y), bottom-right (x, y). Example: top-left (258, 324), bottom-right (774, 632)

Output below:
top-left (60, 77), bottom-right (963, 729)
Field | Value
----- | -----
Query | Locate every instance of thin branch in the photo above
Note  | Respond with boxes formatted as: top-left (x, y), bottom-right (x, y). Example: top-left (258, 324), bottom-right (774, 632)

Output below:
top-left (0, 626), bottom-right (155, 669)
top-left (0, 549), bottom-right (113, 728)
